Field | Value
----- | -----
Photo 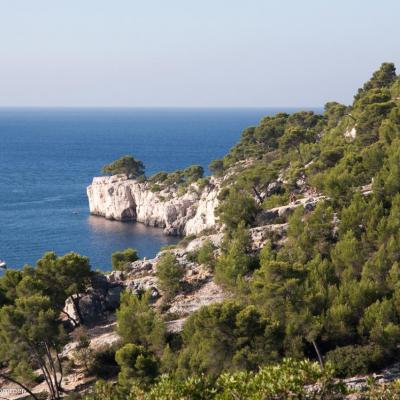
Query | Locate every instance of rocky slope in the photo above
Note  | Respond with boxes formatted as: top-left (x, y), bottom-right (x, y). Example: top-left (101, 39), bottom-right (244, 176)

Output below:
top-left (87, 175), bottom-right (220, 236)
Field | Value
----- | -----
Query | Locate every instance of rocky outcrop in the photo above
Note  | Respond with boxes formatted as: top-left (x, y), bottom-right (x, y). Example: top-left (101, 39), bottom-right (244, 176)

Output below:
top-left (257, 195), bottom-right (325, 224)
top-left (87, 175), bottom-right (220, 236)
top-left (64, 274), bottom-right (123, 326)
top-left (65, 239), bottom-right (227, 330)
top-left (168, 280), bottom-right (226, 317)
top-left (249, 223), bottom-right (288, 249)
top-left (344, 126), bottom-right (357, 139)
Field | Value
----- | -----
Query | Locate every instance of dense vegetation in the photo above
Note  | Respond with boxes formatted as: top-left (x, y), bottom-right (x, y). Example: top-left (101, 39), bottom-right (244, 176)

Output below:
top-left (102, 155), bottom-right (145, 179)
top-left (102, 154), bottom-right (206, 196)
top-left (207, 63), bottom-right (400, 378)
top-left (2, 63), bottom-right (400, 399)
top-left (147, 165), bottom-right (206, 194)
top-left (112, 248), bottom-right (139, 271)
top-left (0, 252), bottom-right (93, 399)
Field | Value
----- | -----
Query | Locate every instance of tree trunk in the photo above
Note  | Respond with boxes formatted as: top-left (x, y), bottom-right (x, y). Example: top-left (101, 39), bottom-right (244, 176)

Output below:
top-left (55, 347), bottom-right (64, 389)
top-left (0, 373), bottom-right (40, 400)
top-left (71, 294), bottom-right (85, 325)
top-left (61, 309), bottom-right (79, 327)
top-left (45, 342), bottom-right (62, 397)
top-left (32, 347), bottom-right (56, 399)
top-left (311, 339), bottom-right (324, 369)
top-left (252, 186), bottom-right (264, 204)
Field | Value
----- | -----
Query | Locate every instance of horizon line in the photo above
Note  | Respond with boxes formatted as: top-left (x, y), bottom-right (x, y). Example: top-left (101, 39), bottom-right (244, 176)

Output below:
top-left (0, 105), bottom-right (323, 110)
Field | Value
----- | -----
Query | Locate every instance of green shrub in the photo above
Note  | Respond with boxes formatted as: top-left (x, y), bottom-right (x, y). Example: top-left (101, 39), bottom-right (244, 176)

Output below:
top-left (215, 223), bottom-right (251, 288)
top-left (185, 251), bottom-right (198, 263)
top-left (156, 253), bottom-right (184, 298)
top-left (115, 343), bottom-right (159, 388)
top-left (150, 183), bottom-right (161, 192)
top-left (326, 344), bottom-right (386, 378)
top-left (216, 189), bottom-right (259, 230)
top-left (160, 244), bottom-right (177, 251)
top-left (262, 193), bottom-right (289, 209)
top-left (196, 240), bottom-right (216, 270)
top-left (365, 379), bottom-right (400, 400)
top-left (111, 248), bottom-right (139, 271)
top-left (177, 302), bottom-right (280, 377)
top-left (102, 155), bottom-right (145, 179)
top-left (64, 393), bottom-right (83, 400)
top-left (197, 177), bottom-right (210, 190)
top-left (209, 159), bottom-right (224, 176)
top-left (90, 343), bottom-right (120, 379)
top-left (116, 291), bottom-right (165, 353)
top-left (177, 235), bottom-right (196, 248)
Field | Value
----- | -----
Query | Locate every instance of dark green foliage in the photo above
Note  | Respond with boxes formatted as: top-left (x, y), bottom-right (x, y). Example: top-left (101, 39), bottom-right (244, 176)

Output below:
top-left (162, 64), bottom-right (400, 382)
top-left (379, 107), bottom-right (400, 144)
top-left (357, 62), bottom-right (397, 96)
top-left (319, 147), bottom-right (344, 168)
top-left (177, 234), bottom-right (197, 248)
top-left (279, 126), bottom-right (311, 160)
top-left (356, 99), bottom-right (395, 146)
top-left (209, 159), bottom-right (224, 176)
top-left (156, 253), bottom-right (184, 298)
top-left (83, 359), bottom-right (343, 400)
top-left (0, 251), bottom-right (95, 399)
top-left (196, 240), bottom-right (216, 270)
top-left (116, 291), bottom-right (165, 353)
top-left (184, 165), bottom-right (204, 183)
top-left (2, 252), bottom-right (93, 327)
top-left (221, 110), bottom-right (322, 169)
top-left (148, 165), bottom-right (204, 191)
top-left (90, 343), bottom-right (120, 379)
top-left (326, 344), bottom-right (387, 378)
top-left (0, 294), bottom-right (66, 399)
top-left (324, 102), bottom-right (348, 129)
top-left (34, 252), bottom-right (93, 325)
top-left (235, 163), bottom-right (279, 204)
top-left (111, 248), bottom-right (139, 271)
top-left (0, 269), bottom-right (23, 306)
top-left (64, 393), bottom-right (83, 400)
top-left (115, 343), bottom-right (159, 388)
top-left (215, 223), bottom-right (251, 288)
top-left (177, 302), bottom-right (280, 377)
top-left (216, 189), bottom-right (259, 230)
top-left (102, 155), bottom-right (145, 179)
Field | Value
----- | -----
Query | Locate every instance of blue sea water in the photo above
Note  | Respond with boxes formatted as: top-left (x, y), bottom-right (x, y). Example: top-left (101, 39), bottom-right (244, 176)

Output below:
top-left (0, 108), bottom-right (318, 270)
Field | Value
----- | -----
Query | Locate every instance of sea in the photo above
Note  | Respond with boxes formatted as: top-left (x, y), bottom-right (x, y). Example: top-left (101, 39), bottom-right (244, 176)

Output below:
top-left (0, 107), bottom-right (318, 270)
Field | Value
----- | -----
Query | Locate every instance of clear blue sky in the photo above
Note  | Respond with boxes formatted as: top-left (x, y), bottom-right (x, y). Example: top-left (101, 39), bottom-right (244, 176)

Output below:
top-left (0, 0), bottom-right (399, 107)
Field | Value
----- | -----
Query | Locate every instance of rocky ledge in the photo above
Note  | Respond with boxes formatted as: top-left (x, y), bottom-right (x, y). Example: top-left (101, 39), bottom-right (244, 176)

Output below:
top-left (87, 175), bottom-right (220, 236)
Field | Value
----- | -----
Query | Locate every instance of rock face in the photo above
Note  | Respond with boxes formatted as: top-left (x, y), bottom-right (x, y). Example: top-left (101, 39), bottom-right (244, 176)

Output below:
top-left (87, 175), bottom-right (220, 236)
top-left (257, 195), bottom-right (325, 224)
top-left (64, 274), bottom-right (124, 326)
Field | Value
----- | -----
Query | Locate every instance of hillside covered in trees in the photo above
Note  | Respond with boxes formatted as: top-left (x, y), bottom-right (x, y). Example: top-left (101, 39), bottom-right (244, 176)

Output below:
top-left (2, 63), bottom-right (400, 399)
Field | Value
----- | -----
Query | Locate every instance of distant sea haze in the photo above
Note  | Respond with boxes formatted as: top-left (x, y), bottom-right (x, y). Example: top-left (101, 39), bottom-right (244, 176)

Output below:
top-left (0, 107), bottom-right (321, 270)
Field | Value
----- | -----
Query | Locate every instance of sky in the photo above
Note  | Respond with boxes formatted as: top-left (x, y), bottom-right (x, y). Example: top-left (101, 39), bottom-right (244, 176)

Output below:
top-left (0, 0), bottom-right (399, 107)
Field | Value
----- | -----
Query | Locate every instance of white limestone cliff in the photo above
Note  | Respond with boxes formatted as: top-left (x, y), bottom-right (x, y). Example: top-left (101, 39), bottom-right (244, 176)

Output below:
top-left (87, 175), bottom-right (220, 236)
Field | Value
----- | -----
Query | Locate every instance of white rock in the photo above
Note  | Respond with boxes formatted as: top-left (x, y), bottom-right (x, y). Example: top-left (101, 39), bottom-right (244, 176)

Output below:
top-left (344, 126), bottom-right (357, 139)
top-left (167, 280), bottom-right (226, 316)
top-left (87, 175), bottom-right (220, 236)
